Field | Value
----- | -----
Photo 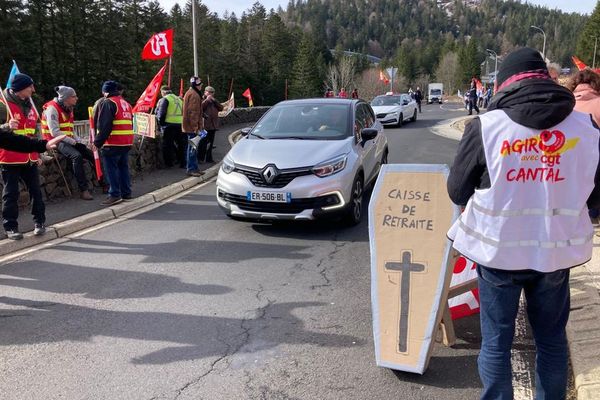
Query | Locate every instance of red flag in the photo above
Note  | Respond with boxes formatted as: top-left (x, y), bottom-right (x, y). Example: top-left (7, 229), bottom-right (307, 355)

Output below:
top-left (448, 256), bottom-right (480, 320)
top-left (379, 70), bottom-right (389, 84)
top-left (132, 63), bottom-right (167, 113)
top-left (179, 78), bottom-right (183, 97)
top-left (572, 55), bottom-right (588, 71)
top-left (242, 88), bottom-right (254, 107)
top-left (141, 28), bottom-right (174, 60)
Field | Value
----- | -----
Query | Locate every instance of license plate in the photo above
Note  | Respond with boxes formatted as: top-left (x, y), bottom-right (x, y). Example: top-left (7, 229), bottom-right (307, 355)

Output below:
top-left (246, 191), bottom-right (291, 203)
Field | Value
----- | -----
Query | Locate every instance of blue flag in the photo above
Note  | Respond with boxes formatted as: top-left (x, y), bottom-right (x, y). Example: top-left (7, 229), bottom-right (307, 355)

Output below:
top-left (6, 60), bottom-right (19, 89)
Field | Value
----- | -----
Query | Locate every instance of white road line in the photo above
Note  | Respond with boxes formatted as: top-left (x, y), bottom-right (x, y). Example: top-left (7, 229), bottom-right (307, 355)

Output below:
top-left (512, 294), bottom-right (535, 399)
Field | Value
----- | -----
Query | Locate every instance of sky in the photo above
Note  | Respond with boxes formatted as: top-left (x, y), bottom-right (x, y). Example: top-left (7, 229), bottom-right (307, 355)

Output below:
top-left (158, 0), bottom-right (597, 17)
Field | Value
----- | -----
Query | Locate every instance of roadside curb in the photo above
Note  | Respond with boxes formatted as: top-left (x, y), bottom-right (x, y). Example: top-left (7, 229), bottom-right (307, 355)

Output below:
top-left (568, 239), bottom-right (600, 400)
top-left (0, 163), bottom-right (222, 258)
top-left (431, 116), bottom-right (472, 141)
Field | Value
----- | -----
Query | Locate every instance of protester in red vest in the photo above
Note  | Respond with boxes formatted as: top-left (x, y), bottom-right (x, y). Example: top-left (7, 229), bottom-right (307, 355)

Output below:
top-left (338, 87), bottom-right (348, 98)
top-left (41, 86), bottom-right (95, 200)
top-left (93, 81), bottom-right (133, 206)
top-left (0, 73), bottom-right (50, 240)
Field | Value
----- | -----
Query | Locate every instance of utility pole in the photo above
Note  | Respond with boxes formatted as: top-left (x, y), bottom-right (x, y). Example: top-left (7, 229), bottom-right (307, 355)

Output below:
top-left (192, 0), bottom-right (198, 76)
top-left (593, 36), bottom-right (598, 70)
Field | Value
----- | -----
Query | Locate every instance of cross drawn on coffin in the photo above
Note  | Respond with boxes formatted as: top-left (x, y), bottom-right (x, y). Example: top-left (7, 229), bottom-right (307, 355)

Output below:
top-left (385, 251), bottom-right (426, 353)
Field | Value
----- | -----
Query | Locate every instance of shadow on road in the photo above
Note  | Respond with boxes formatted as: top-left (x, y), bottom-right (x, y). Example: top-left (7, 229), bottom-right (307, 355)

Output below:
top-left (0, 297), bottom-right (364, 365)
top-left (52, 238), bottom-right (312, 264)
top-left (0, 260), bottom-right (233, 299)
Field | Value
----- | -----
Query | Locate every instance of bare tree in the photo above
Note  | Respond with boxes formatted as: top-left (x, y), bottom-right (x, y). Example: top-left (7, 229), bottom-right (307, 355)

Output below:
top-left (435, 52), bottom-right (460, 98)
top-left (324, 56), bottom-right (357, 95)
top-left (354, 68), bottom-right (408, 101)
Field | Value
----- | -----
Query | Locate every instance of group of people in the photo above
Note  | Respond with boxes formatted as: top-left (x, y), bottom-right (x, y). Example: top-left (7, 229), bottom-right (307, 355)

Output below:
top-left (157, 77), bottom-right (223, 177)
top-left (0, 74), bottom-right (136, 239)
top-left (324, 87), bottom-right (359, 99)
top-left (448, 47), bottom-right (600, 399)
top-left (464, 84), bottom-right (493, 115)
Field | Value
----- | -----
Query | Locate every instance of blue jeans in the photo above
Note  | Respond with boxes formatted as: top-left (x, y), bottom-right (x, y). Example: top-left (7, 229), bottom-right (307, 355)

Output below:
top-left (477, 265), bottom-right (570, 400)
top-left (101, 147), bottom-right (131, 199)
top-left (186, 132), bottom-right (199, 173)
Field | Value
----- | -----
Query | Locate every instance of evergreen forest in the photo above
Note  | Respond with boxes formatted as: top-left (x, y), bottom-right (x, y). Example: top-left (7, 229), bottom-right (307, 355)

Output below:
top-left (0, 0), bottom-right (597, 119)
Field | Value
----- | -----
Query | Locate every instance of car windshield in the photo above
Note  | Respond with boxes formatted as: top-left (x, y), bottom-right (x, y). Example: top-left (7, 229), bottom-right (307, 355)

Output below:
top-left (250, 103), bottom-right (352, 140)
top-left (430, 89), bottom-right (442, 95)
top-left (371, 96), bottom-right (401, 106)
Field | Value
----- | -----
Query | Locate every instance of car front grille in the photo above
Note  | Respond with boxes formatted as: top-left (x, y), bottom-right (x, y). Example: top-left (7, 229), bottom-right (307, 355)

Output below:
top-left (234, 165), bottom-right (313, 188)
top-left (218, 191), bottom-right (341, 214)
top-left (376, 113), bottom-right (388, 119)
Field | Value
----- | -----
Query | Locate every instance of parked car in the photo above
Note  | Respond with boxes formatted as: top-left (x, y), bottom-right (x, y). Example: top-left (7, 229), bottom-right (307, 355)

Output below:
top-left (216, 99), bottom-right (388, 225)
top-left (370, 93), bottom-right (418, 127)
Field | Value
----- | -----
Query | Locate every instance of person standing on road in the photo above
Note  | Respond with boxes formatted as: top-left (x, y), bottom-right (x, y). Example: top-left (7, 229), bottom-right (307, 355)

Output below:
top-left (351, 88), bottom-right (359, 99)
top-left (181, 77), bottom-right (204, 177)
top-left (0, 73), bottom-right (49, 239)
top-left (414, 87), bottom-right (423, 113)
top-left (156, 85), bottom-right (186, 169)
top-left (467, 84), bottom-right (479, 115)
top-left (93, 81), bottom-right (133, 206)
top-left (199, 86), bottom-right (223, 164)
top-left (338, 87), bottom-right (348, 98)
top-left (41, 86), bottom-right (95, 201)
top-left (324, 88), bottom-right (334, 98)
top-left (447, 47), bottom-right (600, 400)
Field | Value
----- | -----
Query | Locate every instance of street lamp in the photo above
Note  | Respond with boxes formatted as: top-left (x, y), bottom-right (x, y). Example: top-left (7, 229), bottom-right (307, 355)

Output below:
top-left (486, 49), bottom-right (498, 83)
top-left (530, 25), bottom-right (546, 60)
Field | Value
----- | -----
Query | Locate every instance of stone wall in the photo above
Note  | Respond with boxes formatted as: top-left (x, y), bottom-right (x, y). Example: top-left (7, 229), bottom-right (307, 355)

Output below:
top-left (5, 106), bottom-right (270, 205)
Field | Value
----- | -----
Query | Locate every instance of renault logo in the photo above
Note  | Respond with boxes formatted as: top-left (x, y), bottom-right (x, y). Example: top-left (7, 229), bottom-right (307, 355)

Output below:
top-left (262, 165), bottom-right (279, 184)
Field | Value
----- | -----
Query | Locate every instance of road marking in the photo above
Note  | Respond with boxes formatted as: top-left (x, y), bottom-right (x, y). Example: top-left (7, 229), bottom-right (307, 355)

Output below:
top-left (512, 295), bottom-right (535, 399)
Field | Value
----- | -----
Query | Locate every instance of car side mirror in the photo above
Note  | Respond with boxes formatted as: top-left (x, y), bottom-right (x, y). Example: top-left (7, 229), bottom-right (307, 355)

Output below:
top-left (240, 127), bottom-right (251, 136)
top-left (361, 128), bottom-right (378, 143)
top-left (402, 100), bottom-right (409, 106)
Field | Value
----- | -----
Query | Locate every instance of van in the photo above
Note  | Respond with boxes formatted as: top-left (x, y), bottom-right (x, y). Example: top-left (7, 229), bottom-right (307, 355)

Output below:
top-left (427, 83), bottom-right (444, 104)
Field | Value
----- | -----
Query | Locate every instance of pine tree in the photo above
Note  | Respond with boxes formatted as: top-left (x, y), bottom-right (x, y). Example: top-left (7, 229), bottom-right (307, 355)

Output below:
top-left (290, 34), bottom-right (322, 99)
top-left (576, 1), bottom-right (600, 66)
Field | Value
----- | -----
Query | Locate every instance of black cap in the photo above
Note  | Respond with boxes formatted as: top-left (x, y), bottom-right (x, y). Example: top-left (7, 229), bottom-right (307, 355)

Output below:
top-left (10, 73), bottom-right (34, 92)
top-left (496, 47), bottom-right (547, 88)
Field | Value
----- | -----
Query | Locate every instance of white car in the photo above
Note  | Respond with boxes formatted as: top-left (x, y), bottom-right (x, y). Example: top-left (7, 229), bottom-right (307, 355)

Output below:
top-left (216, 99), bottom-right (388, 225)
top-left (371, 94), bottom-right (418, 127)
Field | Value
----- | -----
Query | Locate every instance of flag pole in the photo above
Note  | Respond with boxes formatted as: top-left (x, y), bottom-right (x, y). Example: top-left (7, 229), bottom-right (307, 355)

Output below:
top-left (0, 85), bottom-right (15, 120)
top-left (285, 79), bottom-right (288, 100)
top-left (168, 56), bottom-right (172, 87)
top-left (207, 75), bottom-right (210, 86)
top-left (228, 78), bottom-right (234, 100)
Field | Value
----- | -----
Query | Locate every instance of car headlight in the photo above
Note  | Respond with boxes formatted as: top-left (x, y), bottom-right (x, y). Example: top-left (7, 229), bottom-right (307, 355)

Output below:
top-left (312, 154), bottom-right (348, 178)
top-left (221, 155), bottom-right (235, 174)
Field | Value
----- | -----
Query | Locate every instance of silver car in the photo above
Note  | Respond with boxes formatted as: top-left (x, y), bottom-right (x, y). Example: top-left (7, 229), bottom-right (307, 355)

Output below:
top-left (371, 93), bottom-right (418, 127)
top-left (216, 99), bottom-right (388, 224)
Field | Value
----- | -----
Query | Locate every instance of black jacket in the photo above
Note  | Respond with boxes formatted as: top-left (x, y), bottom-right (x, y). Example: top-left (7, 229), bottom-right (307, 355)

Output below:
top-left (93, 92), bottom-right (120, 148)
top-left (0, 127), bottom-right (46, 153)
top-left (447, 79), bottom-right (600, 208)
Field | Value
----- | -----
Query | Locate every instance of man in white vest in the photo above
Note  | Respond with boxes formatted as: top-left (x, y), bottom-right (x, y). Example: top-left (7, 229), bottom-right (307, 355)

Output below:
top-left (447, 47), bottom-right (600, 400)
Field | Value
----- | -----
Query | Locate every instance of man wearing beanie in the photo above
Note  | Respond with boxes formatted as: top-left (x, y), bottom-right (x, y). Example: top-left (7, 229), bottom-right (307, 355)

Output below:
top-left (447, 47), bottom-right (600, 399)
top-left (181, 76), bottom-right (205, 177)
top-left (156, 85), bottom-right (186, 169)
top-left (0, 73), bottom-right (48, 239)
top-left (41, 86), bottom-right (95, 200)
top-left (92, 80), bottom-right (133, 206)
top-left (199, 85), bottom-right (223, 163)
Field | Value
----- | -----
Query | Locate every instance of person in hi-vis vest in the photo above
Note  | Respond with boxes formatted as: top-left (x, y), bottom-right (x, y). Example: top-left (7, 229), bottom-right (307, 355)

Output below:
top-left (92, 81), bottom-right (133, 206)
top-left (41, 86), bottom-right (95, 201)
top-left (0, 73), bottom-right (49, 240)
top-left (156, 86), bottom-right (186, 169)
top-left (447, 47), bottom-right (600, 400)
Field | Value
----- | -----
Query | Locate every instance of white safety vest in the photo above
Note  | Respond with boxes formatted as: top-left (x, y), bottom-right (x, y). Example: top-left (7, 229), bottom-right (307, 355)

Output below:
top-left (448, 109), bottom-right (600, 272)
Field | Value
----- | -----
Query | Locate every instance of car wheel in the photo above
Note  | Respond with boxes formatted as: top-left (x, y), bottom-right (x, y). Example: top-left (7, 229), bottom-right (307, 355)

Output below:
top-left (381, 150), bottom-right (388, 165)
top-left (344, 175), bottom-right (364, 226)
top-left (411, 109), bottom-right (417, 122)
top-left (397, 113), bottom-right (403, 127)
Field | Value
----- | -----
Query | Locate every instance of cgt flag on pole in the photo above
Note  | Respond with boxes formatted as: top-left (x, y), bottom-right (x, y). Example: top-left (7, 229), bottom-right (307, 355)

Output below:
top-left (6, 60), bottom-right (19, 88)
top-left (242, 88), bottom-right (253, 107)
top-left (132, 62), bottom-right (167, 113)
top-left (141, 28), bottom-right (174, 60)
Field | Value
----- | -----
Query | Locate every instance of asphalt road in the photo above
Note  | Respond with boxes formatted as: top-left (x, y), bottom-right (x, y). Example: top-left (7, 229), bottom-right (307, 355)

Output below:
top-left (0, 104), bottom-right (534, 400)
